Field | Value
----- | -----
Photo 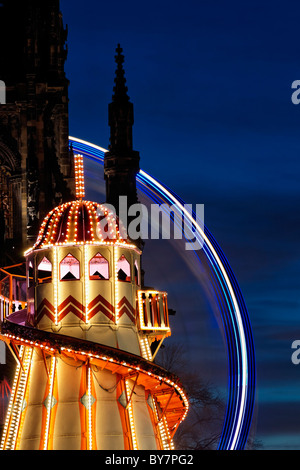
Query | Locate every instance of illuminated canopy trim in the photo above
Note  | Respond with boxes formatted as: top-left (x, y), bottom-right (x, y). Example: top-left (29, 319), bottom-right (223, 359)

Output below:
top-left (74, 153), bottom-right (86, 200)
top-left (26, 200), bottom-right (138, 255)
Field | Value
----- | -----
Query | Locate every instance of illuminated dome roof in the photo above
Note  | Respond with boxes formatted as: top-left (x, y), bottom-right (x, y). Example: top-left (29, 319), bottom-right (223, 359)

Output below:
top-left (33, 200), bottom-right (130, 250)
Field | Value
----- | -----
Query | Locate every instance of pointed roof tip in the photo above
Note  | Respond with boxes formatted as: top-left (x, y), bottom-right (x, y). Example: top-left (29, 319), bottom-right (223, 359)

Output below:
top-left (112, 43), bottom-right (130, 102)
top-left (115, 43), bottom-right (125, 67)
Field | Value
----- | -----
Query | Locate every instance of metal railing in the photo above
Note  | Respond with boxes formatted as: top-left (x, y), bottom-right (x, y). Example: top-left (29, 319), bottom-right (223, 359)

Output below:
top-left (137, 290), bottom-right (170, 332)
top-left (0, 264), bottom-right (27, 322)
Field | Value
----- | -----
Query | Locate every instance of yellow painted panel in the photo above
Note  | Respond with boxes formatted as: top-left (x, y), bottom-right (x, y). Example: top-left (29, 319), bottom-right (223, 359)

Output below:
top-left (86, 326), bottom-right (117, 348)
top-left (116, 327), bottom-right (140, 356)
top-left (19, 351), bottom-right (47, 449)
top-left (131, 383), bottom-right (157, 450)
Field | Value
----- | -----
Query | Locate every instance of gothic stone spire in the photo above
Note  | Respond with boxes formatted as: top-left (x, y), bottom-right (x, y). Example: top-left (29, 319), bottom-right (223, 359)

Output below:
top-left (104, 45), bottom-right (140, 216)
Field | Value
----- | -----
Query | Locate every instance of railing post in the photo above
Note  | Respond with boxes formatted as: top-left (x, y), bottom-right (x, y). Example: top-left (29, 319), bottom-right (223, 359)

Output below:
top-left (137, 290), bottom-right (170, 334)
top-left (145, 294), bottom-right (151, 328)
top-left (9, 274), bottom-right (13, 316)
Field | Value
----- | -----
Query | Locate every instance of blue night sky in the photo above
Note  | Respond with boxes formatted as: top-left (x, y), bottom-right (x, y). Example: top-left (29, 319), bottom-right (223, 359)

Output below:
top-left (61, 0), bottom-right (300, 449)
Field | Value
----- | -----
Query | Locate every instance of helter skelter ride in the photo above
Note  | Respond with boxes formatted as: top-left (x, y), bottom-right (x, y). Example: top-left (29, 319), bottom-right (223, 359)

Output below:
top-left (0, 151), bottom-right (189, 450)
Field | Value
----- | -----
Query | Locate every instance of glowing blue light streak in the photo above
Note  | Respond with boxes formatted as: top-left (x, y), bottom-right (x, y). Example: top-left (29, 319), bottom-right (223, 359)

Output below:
top-left (69, 136), bottom-right (256, 450)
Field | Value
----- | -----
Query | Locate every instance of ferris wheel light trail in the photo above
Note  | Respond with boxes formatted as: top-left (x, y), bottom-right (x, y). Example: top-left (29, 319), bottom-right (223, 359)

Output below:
top-left (69, 136), bottom-right (256, 450)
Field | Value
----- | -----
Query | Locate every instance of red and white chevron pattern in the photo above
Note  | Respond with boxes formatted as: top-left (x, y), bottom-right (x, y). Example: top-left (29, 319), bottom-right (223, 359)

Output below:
top-left (36, 295), bottom-right (135, 324)
top-left (118, 297), bottom-right (136, 323)
top-left (36, 298), bottom-right (55, 323)
top-left (58, 296), bottom-right (85, 322)
top-left (88, 295), bottom-right (115, 322)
